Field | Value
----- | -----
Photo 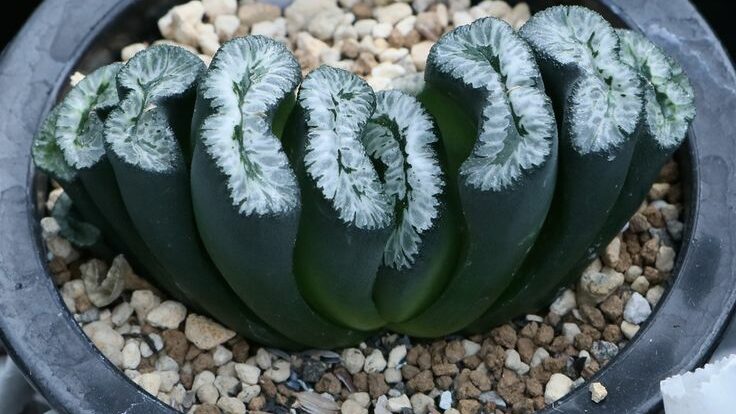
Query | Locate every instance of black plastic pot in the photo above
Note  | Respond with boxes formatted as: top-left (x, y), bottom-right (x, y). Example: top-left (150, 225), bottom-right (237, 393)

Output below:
top-left (0, 0), bottom-right (734, 413)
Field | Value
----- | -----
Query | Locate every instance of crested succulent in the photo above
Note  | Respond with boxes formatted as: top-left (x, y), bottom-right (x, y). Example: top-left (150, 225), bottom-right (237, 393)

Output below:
top-left (32, 6), bottom-right (694, 349)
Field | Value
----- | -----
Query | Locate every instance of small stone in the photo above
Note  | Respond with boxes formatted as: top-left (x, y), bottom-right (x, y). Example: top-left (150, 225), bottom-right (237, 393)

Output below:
top-left (83, 321), bottom-right (124, 367)
top-left (462, 340), bottom-right (481, 357)
top-left (309, 9), bottom-right (345, 40)
top-left (589, 382), bottom-right (608, 403)
top-left (197, 383), bottom-right (220, 405)
top-left (625, 265), bottom-right (644, 283)
top-left (492, 324), bottom-right (518, 349)
top-left (284, 0), bottom-right (339, 33)
top-left (646, 285), bottom-right (665, 306)
top-left (452, 11), bottom-right (473, 27)
top-left (504, 349), bottom-right (530, 376)
top-left (202, 0), bottom-right (236, 20)
top-left (656, 246), bottom-right (676, 272)
top-left (577, 268), bottom-right (625, 306)
top-left (237, 384), bottom-right (260, 403)
top-left (562, 323), bottom-right (582, 342)
top-left (131, 290), bottom-right (161, 322)
top-left (368, 373), bottom-right (389, 398)
top-left (342, 348), bottom-right (365, 374)
top-left (264, 360), bottom-right (291, 383)
top-left (388, 345), bottom-right (407, 368)
top-left (349, 392), bottom-right (371, 408)
top-left (603, 237), bottom-right (621, 267)
top-left (372, 22), bottom-right (394, 39)
top-left (159, 371), bottom-right (180, 392)
top-left (234, 363), bottom-right (260, 385)
top-left (549, 289), bottom-right (576, 316)
top-left (156, 355), bottom-right (179, 372)
top-left (530, 347), bottom-right (549, 368)
top-left (439, 390), bottom-right (453, 410)
top-left (341, 399), bottom-right (368, 414)
top-left (623, 292), bottom-right (652, 324)
top-left (238, 3), bottom-right (281, 28)
top-left (364, 349), bottom-right (387, 373)
top-left (121, 43), bottom-right (147, 61)
top-left (410, 41), bottom-right (433, 71)
top-left (134, 372), bottom-right (162, 396)
top-left (407, 370), bottom-right (433, 393)
top-left (374, 3), bottom-right (413, 25)
top-left (122, 341), bottom-right (141, 369)
top-left (621, 321), bottom-right (641, 340)
top-left (387, 394), bottom-right (411, 412)
top-left (214, 375), bottom-right (239, 396)
top-left (47, 236), bottom-right (79, 264)
top-left (255, 348), bottom-right (271, 370)
top-left (410, 393), bottom-right (435, 414)
top-left (354, 19), bottom-right (378, 38)
top-left (185, 314), bottom-right (236, 350)
top-left (214, 15), bottom-right (240, 41)
top-left (631, 276), bottom-right (650, 294)
top-left (251, 18), bottom-right (287, 40)
top-left (217, 396), bottom-right (246, 414)
top-left (590, 341), bottom-right (619, 363)
top-left (544, 373), bottom-right (573, 404)
top-left (213, 345), bottom-right (233, 366)
top-left (384, 367), bottom-right (402, 384)
top-left (147, 300), bottom-right (187, 329)
top-left (81, 259), bottom-right (125, 308)
top-left (192, 371), bottom-right (216, 392)
top-left (457, 399), bottom-right (480, 414)
top-left (111, 302), bottom-right (134, 327)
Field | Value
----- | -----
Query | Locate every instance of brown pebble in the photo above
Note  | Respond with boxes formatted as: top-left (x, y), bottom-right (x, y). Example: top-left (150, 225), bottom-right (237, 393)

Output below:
top-left (406, 345), bottom-right (424, 366)
top-left (352, 372), bottom-right (368, 392)
top-left (548, 336), bottom-right (569, 353)
top-left (435, 375), bottom-right (453, 390)
top-left (574, 333), bottom-right (593, 351)
top-left (483, 345), bottom-right (506, 372)
top-left (351, 3), bottom-right (373, 19)
top-left (525, 378), bottom-right (543, 397)
top-left (341, 38), bottom-right (360, 59)
top-left (186, 344), bottom-right (203, 362)
top-left (407, 370), bottom-right (434, 393)
top-left (534, 324), bottom-right (554, 346)
top-left (496, 369), bottom-right (525, 407)
top-left (643, 205), bottom-right (665, 228)
top-left (248, 395), bottom-right (266, 411)
top-left (315, 373), bottom-right (342, 396)
top-left (445, 340), bottom-right (465, 363)
top-left (401, 364), bottom-right (420, 380)
top-left (533, 396), bottom-right (546, 410)
top-left (513, 398), bottom-right (535, 414)
top-left (194, 404), bottom-right (222, 414)
top-left (491, 325), bottom-right (518, 349)
top-left (516, 337), bottom-right (534, 364)
top-left (599, 295), bottom-right (624, 322)
top-left (456, 380), bottom-right (481, 399)
top-left (542, 356), bottom-right (567, 374)
top-left (368, 373), bottom-right (389, 398)
top-left (519, 322), bottom-right (539, 339)
top-left (463, 354), bottom-right (482, 370)
top-left (658, 161), bottom-right (679, 183)
top-left (417, 349), bottom-right (432, 370)
top-left (261, 378), bottom-right (277, 398)
top-left (192, 352), bottom-right (215, 375)
top-left (432, 363), bottom-right (459, 377)
top-left (667, 183), bottom-right (682, 203)
top-left (580, 305), bottom-right (606, 330)
top-left (180, 369), bottom-right (193, 389)
top-left (581, 359), bottom-right (601, 379)
top-left (641, 237), bottom-right (660, 265)
top-left (162, 329), bottom-right (188, 365)
top-left (529, 366), bottom-right (550, 384)
top-left (231, 340), bottom-right (250, 363)
top-left (602, 324), bottom-right (623, 343)
top-left (644, 266), bottom-right (666, 284)
top-left (458, 399), bottom-right (481, 414)
top-left (469, 368), bottom-right (492, 391)
top-left (629, 213), bottom-right (651, 233)
top-left (545, 312), bottom-right (562, 327)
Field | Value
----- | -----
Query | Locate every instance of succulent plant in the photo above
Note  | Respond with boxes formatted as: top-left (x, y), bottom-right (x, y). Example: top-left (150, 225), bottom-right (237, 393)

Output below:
top-left (32, 6), bottom-right (694, 349)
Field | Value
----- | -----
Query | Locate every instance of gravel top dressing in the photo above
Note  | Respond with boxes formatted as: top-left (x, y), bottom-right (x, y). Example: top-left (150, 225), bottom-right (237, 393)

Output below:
top-left (39, 0), bottom-right (687, 413)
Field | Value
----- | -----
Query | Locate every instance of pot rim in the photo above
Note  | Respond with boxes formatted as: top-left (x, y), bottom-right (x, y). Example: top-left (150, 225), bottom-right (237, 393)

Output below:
top-left (0, 0), bottom-right (734, 413)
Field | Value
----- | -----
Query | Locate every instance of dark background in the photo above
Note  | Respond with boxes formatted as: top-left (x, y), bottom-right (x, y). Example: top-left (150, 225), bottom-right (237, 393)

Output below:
top-left (0, 0), bottom-right (734, 57)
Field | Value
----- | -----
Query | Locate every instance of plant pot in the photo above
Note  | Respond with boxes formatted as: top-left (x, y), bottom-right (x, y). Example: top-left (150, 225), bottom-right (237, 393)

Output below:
top-left (0, 0), bottom-right (734, 413)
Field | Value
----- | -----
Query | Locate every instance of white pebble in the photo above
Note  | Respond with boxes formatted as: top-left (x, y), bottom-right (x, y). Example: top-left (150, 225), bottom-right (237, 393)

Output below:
top-left (252, 17), bottom-right (287, 40)
top-left (214, 375), bottom-right (240, 396)
top-left (372, 22), bottom-right (394, 39)
top-left (159, 371), bottom-right (180, 393)
top-left (354, 19), bottom-right (378, 38)
top-left (387, 345), bottom-right (407, 368)
top-left (462, 340), bottom-right (481, 357)
top-left (562, 323), bottom-right (581, 343)
top-left (122, 341), bottom-right (141, 369)
top-left (235, 363), bottom-right (261, 385)
top-left (374, 3), bottom-right (413, 25)
top-left (656, 246), bottom-right (676, 272)
top-left (130, 290), bottom-right (161, 322)
top-left (111, 302), bottom-right (134, 327)
top-left (623, 292), bottom-right (652, 325)
top-left (452, 11), bottom-right (473, 26)
top-left (185, 314), bottom-right (236, 350)
top-left (646, 285), bottom-right (665, 306)
top-left (264, 360), bottom-right (291, 383)
top-left (589, 382), bottom-right (608, 403)
top-left (438, 390), bottom-right (453, 410)
top-left (342, 348), bottom-right (365, 374)
top-left (410, 41), bottom-right (433, 71)
top-left (387, 394), bottom-right (411, 412)
top-left (255, 348), bottom-right (272, 370)
top-left (217, 396), bottom-right (246, 414)
top-left (379, 47), bottom-right (409, 63)
top-left (192, 371), bottom-right (216, 392)
top-left (237, 384), bottom-right (261, 403)
top-left (363, 349), bottom-right (387, 373)
top-left (577, 268), bottom-right (625, 306)
top-left (213, 345), bottom-right (234, 366)
top-left (631, 276), bottom-right (650, 294)
top-left (202, 0), bottom-right (237, 20)
top-left (156, 355), bottom-right (179, 372)
top-left (384, 367), bottom-right (402, 384)
top-left (134, 372), bottom-right (162, 396)
top-left (371, 62), bottom-right (406, 79)
top-left (197, 23), bottom-right (220, 56)
top-left (83, 321), bottom-right (124, 367)
top-left (410, 393), bottom-right (435, 414)
top-left (550, 288), bottom-right (576, 316)
top-left (146, 300), bottom-right (187, 329)
top-left (214, 15), bottom-right (240, 41)
top-left (544, 373), bottom-right (574, 404)
top-left (530, 347), bottom-right (550, 368)
top-left (46, 237), bottom-right (79, 264)
top-left (504, 349), bottom-right (530, 375)
top-left (197, 383), bottom-right (219, 405)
